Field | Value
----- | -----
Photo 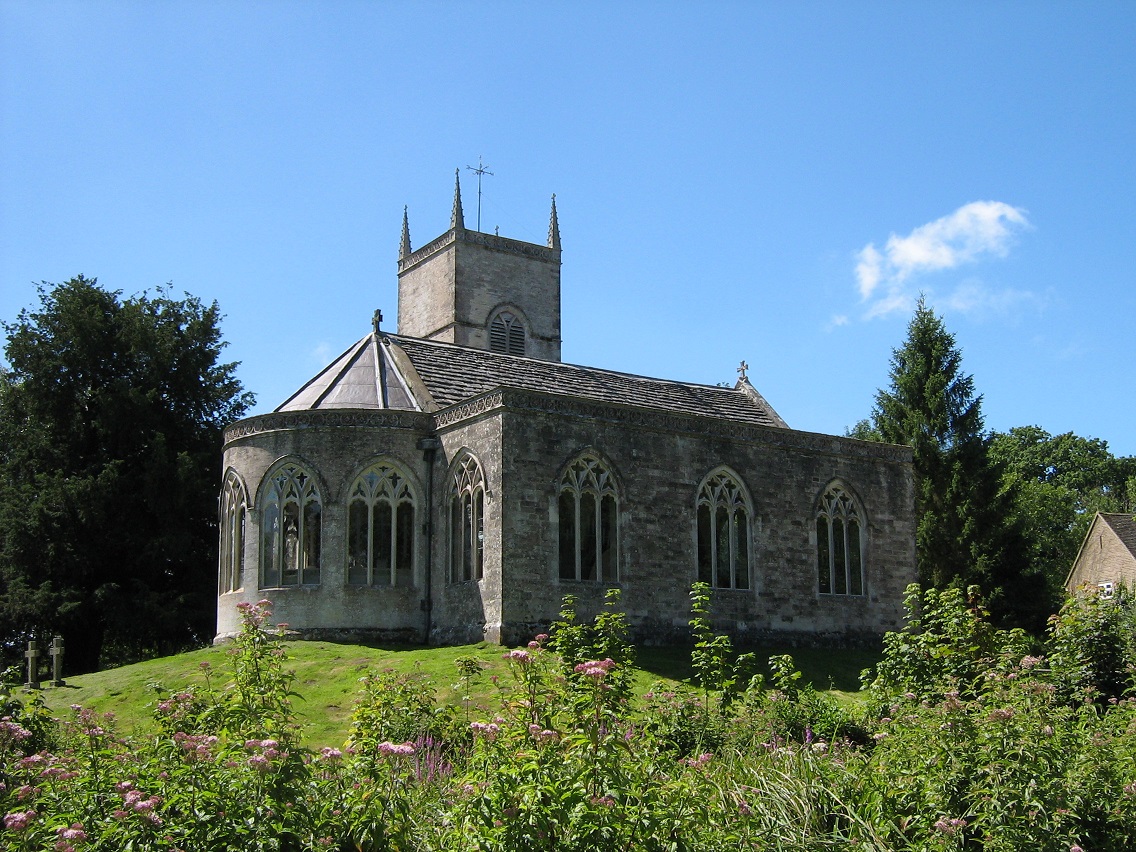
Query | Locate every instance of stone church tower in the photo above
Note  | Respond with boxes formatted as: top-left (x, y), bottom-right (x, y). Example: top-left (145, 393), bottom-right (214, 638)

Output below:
top-left (397, 171), bottom-right (563, 362)
top-left (216, 174), bottom-right (916, 648)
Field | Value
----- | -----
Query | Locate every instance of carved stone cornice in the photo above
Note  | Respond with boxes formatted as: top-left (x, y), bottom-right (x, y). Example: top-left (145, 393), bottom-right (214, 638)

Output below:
top-left (224, 409), bottom-right (433, 446)
top-left (397, 229), bottom-right (559, 275)
top-left (432, 391), bottom-right (507, 429)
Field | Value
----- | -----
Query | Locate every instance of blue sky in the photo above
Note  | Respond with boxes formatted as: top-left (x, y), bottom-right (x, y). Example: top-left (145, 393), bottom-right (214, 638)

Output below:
top-left (2, 2), bottom-right (1134, 456)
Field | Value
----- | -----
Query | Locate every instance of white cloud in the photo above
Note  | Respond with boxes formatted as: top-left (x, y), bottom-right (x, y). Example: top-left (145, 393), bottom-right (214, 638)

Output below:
top-left (311, 342), bottom-right (333, 365)
top-left (825, 314), bottom-right (850, 331)
top-left (854, 201), bottom-right (1031, 319)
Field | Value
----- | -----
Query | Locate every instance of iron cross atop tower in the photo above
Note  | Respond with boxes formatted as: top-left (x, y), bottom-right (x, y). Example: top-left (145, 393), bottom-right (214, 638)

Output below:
top-left (465, 156), bottom-right (493, 232)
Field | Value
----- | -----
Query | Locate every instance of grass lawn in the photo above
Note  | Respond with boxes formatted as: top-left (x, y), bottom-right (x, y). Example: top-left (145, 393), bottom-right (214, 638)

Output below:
top-left (31, 639), bottom-right (880, 747)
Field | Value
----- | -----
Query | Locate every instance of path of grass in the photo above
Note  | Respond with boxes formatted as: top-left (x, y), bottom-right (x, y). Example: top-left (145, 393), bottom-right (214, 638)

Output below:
top-left (31, 640), bottom-right (879, 747)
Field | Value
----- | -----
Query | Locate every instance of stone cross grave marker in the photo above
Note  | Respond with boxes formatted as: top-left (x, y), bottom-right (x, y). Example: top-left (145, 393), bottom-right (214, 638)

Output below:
top-left (50, 635), bottom-right (65, 686)
top-left (25, 640), bottom-right (39, 689)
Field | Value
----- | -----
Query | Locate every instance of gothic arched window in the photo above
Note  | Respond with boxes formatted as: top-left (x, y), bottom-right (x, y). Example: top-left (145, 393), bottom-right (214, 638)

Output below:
top-left (696, 468), bottom-right (752, 590)
top-left (489, 310), bottom-right (526, 356)
top-left (347, 461), bottom-right (416, 587)
top-left (450, 453), bottom-right (486, 583)
top-left (260, 462), bottom-right (322, 588)
top-left (219, 470), bottom-right (246, 594)
top-left (816, 483), bottom-right (864, 596)
top-left (558, 454), bottom-right (618, 582)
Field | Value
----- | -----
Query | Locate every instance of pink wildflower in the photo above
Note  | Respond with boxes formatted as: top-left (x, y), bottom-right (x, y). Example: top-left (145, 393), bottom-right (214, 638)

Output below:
top-left (4, 809), bottom-right (36, 831)
top-left (56, 822), bottom-right (88, 841)
top-left (505, 649), bottom-right (532, 663)
top-left (377, 741), bottom-right (416, 757)
top-left (933, 818), bottom-right (967, 836)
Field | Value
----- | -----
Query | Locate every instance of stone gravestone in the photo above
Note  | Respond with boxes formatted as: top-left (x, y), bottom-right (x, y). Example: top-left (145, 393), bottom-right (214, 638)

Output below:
top-left (24, 641), bottom-right (39, 690)
top-left (49, 635), bottom-right (65, 686)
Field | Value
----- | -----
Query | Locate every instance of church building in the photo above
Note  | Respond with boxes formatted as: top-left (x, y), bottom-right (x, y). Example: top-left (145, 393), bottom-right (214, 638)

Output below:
top-left (216, 175), bottom-right (916, 647)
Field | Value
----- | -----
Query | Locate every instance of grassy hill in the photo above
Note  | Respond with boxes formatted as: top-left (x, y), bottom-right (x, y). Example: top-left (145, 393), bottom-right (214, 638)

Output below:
top-left (30, 639), bottom-right (880, 747)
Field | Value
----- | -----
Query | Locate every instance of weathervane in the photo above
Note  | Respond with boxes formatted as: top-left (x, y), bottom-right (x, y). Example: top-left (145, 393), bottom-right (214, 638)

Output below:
top-left (465, 156), bottom-right (494, 232)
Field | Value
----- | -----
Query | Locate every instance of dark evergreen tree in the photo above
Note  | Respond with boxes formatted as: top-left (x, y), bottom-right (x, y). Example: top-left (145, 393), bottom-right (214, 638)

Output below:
top-left (871, 297), bottom-right (1047, 629)
top-left (0, 276), bottom-right (253, 673)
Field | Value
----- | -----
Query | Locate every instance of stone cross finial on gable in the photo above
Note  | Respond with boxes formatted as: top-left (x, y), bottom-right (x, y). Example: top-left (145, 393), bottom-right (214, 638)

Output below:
top-left (373, 309), bottom-right (383, 335)
top-left (737, 360), bottom-right (749, 381)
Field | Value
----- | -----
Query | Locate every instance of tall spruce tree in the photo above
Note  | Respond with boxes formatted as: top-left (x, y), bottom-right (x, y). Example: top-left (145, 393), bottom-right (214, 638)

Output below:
top-left (871, 297), bottom-right (1047, 629)
top-left (0, 276), bottom-right (253, 673)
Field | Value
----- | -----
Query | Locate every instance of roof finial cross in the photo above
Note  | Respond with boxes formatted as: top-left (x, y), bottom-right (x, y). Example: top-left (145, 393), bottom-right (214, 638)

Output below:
top-left (465, 156), bottom-right (493, 232)
top-left (737, 360), bottom-right (749, 381)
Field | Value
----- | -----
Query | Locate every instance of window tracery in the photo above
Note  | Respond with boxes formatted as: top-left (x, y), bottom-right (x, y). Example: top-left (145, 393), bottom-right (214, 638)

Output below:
top-left (219, 471), bottom-right (246, 594)
top-left (816, 483), bottom-right (864, 596)
top-left (558, 454), bottom-right (618, 582)
top-left (696, 468), bottom-right (752, 590)
top-left (260, 462), bottom-right (322, 588)
top-left (347, 461), bottom-right (416, 587)
top-left (450, 453), bottom-right (486, 582)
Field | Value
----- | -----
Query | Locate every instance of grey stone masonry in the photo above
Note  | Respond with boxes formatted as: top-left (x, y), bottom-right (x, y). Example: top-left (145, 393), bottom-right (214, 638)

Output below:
top-left (216, 181), bottom-right (916, 650)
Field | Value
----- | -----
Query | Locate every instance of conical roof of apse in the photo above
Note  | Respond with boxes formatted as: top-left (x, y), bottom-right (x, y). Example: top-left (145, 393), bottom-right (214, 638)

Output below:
top-left (275, 334), bottom-right (419, 412)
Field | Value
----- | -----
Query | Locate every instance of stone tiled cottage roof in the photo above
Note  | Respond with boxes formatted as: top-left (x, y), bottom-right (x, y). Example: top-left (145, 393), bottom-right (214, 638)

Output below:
top-left (277, 332), bottom-right (788, 429)
top-left (1100, 514), bottom-right (1136, 559)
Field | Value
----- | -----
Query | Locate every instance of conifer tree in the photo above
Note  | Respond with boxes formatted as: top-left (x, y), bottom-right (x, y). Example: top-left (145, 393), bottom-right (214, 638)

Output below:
top-left (871, 297), bottom-right (1047, 629)
top-left (0, 276), bottom-right (253, 672)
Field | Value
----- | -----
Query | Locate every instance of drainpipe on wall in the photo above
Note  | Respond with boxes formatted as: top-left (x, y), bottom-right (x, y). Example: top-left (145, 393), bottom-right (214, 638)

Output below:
top-left (418, 436), bottom-right (442, 645)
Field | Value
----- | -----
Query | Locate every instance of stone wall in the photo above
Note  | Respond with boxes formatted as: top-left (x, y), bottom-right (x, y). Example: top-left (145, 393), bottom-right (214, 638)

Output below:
top-left (218, 395), bottom-right (915, 649)
top-left (217, 410), bottom-right (435, 641)
top-left (1066, 518), bottom-right (1136, 592)
top-left (495, 391), bottom-right (915, 646)
top-left (396, 229), bottom-right (561, 361)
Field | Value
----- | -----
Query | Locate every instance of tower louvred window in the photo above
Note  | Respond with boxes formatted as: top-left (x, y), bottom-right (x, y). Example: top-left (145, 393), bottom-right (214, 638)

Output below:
top-left (489, 311), bottom-right (526, 356)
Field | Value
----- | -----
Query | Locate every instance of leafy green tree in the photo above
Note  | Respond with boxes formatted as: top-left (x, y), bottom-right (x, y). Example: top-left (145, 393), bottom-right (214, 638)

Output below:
top-left (990, 426), bottom-right (1135, 596)
top-left (869, 297), bottom-right (1047, 629)
top-left (0, 276), bottom-right (253, 673)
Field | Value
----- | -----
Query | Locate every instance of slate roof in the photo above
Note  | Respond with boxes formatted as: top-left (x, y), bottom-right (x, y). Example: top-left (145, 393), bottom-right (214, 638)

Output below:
top-left (391, 335), bottom-right (785, 427)
top-left (1100, 513), bottom-right (1136, 559)
top-left (276, 331), bottom-right (786, 428)
top-left (278, 331), bottom-right (786, 427)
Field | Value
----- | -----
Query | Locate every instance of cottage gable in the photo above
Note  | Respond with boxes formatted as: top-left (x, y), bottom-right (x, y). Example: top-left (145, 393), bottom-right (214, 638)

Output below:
top-left (1065, 512), bottom-right (1136, 595)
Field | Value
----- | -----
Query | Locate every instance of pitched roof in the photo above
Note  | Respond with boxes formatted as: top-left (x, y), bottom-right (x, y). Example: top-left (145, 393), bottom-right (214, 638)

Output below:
top-left (1100, 513), bottom-right (1136, 560)
top-left (392, 335), bottom-right (785, 427)
top-left (276, 331), bottom-right (786, 428)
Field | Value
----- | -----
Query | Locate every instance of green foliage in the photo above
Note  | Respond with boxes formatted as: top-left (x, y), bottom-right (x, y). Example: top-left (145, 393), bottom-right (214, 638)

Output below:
top-left (0, 276), bottom-right (253, 673)
top-left (1047, 585), bottom-right (1136, 703)
top-left (866, 583), bottom-right (1031, 706)
top-left (687, 582), bottom-right (756, 699)
top-left (990, 425), bottom-right (1136, 598)
top-left (869, 297), bottom-right (1047, 630)
top-left (11, 588), bottom-right (1136, 850)
top-left (549, 588), bottom-right (636, 700)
